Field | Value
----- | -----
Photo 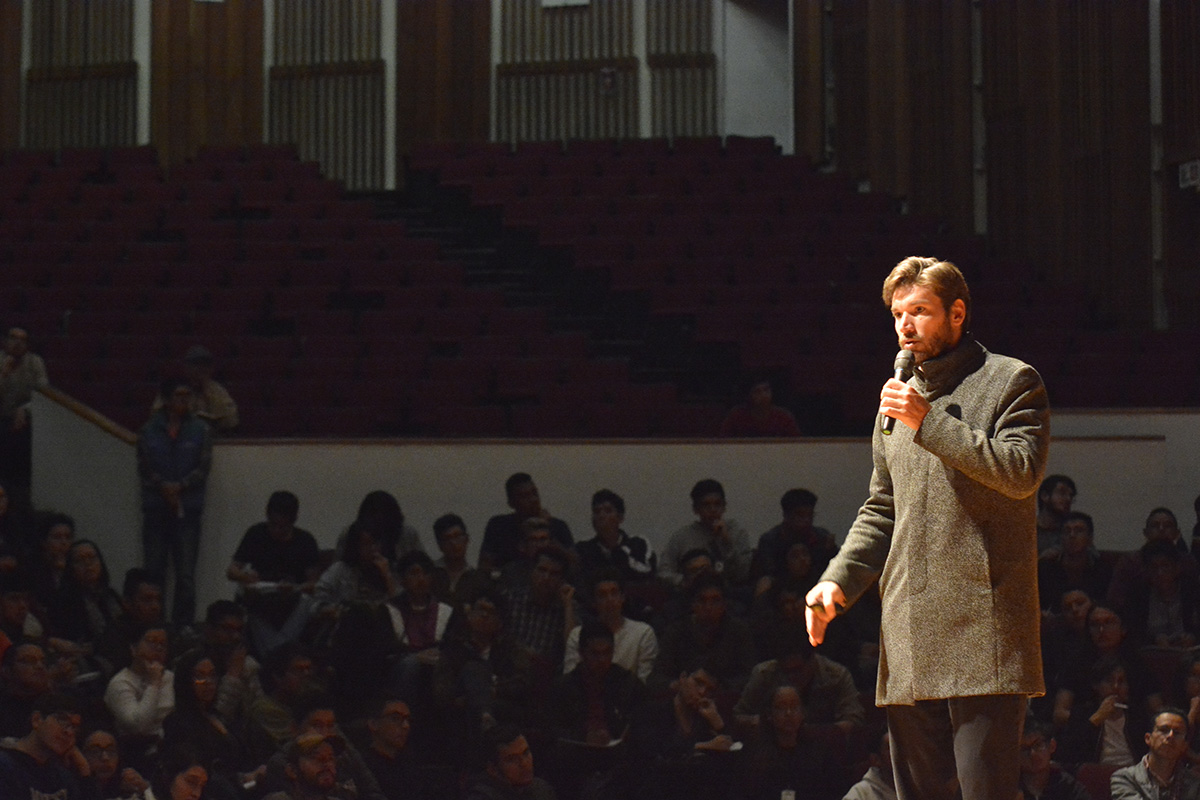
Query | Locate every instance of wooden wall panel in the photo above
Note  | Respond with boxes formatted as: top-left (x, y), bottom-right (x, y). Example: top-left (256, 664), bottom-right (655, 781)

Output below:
top-left (0, 2), bottom-right (23, 150)
top-left (792, 0), bottom-right (824, 165)
top-left (152, 0), bottom-right (263, 168)
top-left (984, 1), bottom-right (1151, 326)
top-left (647, 0), bottom-right (715, 138)
top-left (397, 0), bottom-right (490, 173)
top-left (23, 0), bottom-right (137, 150)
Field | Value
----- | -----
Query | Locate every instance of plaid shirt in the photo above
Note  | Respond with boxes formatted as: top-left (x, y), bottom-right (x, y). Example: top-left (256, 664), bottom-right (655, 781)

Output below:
top-left (505, 586), bottom-right (577, 671)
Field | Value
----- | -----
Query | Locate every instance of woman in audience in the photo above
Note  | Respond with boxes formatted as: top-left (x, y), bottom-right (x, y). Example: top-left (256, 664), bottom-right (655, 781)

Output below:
top-left (47, 540), bottom-right (123, 675)
top-left (26, 511), bottom-right (75, 608)
top-left (1054, 656), bottom-right (1146, 771)
top-left (313, 520), bottom-right (399, 615)
top-left (162, 648), bottom-right (267, 800)
top-left (103, 625), bottom-right (175, 769)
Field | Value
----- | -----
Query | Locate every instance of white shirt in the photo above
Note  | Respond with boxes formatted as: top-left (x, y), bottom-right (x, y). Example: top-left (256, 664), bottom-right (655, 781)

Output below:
top-left (563, 617), bottom-right (658, 682)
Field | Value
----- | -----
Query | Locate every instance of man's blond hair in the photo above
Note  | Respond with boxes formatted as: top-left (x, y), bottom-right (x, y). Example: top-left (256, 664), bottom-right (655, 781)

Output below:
top-left (882, 256), bottom-right (971, 330)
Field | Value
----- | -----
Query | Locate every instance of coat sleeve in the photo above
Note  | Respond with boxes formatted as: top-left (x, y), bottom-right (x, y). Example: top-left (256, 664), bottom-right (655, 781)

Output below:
top-left (820, 431), bottom-right (895, 606)
top-left (913, 363), bottom-right (1050, 500)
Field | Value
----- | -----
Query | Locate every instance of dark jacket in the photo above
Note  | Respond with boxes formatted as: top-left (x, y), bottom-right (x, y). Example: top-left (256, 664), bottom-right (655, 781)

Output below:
top-left (136, 411), bottom-right (212, 514)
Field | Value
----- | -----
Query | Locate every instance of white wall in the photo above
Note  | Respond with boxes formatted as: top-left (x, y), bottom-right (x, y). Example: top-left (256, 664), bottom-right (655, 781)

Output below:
top-left (716, 0), bottom-right (793, 153)
top-left (32, 392), bottom-right (1200, 619)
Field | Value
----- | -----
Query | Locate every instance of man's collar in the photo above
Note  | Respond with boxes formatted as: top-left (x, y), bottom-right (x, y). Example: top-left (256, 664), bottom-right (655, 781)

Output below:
top-left (913, 334), bottom-right (985, 394)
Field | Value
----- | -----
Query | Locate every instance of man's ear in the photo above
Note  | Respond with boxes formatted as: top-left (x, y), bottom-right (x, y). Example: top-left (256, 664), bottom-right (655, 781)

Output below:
top-left (1047, 738), bottom-right (1056, 756)
top-left (950, 298), bottom-right (966, 328)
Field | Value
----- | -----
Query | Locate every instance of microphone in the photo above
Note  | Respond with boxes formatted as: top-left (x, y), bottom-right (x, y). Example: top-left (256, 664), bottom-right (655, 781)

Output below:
top-left (881, 349), bottom-right (915, 435)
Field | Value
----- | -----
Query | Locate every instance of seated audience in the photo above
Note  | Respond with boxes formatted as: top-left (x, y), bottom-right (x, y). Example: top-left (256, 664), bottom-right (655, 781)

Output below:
top-left (1037, 512), bottom-right (1113, 611)
top-left (430, 513), bottom-right (493, 610)
top-left (842, 727), bottom-right (896, 800)
top-left (151, 344), bottom-right (239, 433)
top-left (0, 640), bottom-right (56, 739)
top-left (1018, 718), bottom-right (1090, 800)
top-left (385, 550), bottom-right (454, 701)
top-left (1036, 474), bottom-right (1077, 556)
top-left (465, 725), bottom-right (557, 800)
top-left (199, 600), bottom-right (265, 725)
top-left (564, 570), bottom-right (657, 682)
top-left (739, 685), bottom-right (847, 800)
top-left (247, 644), bottom-right (324, 750)
top-left (0, 692), bottom-right (85, 800)
top-left (103, 625), bottom-right (174, 766)
top-left (150, 746), bottom-right (209, 800)
top-left (263, 730), bottom-right (353, 800)
top-left (479, 473), bottom-right (573, 574)
top-left (94, 570), bottom-right (167, 678)
top-left (313, 521), bottom-right (399, 616)
top-left (1110, 708), bottom-right (1200, 800)
top-left (734, 623), bottom-right (864, 736)
top-left (496, 518), bottom-right (557, 596)
top-left (504, 548), bottom-right (578, 674)
top-left (1056, 656), bottom-right (1145, 770)
top-left (260, 693), bottom-right (385, 800)
top-left (750, 488), bottom-right (838, 586)
top-left (433, 588), bottom-right (535, 735)
top-left (660, 479), bottom-right (752, 586)
top-left (226, 490), bottom-right (322, 658)
top-left (162, 648), bottom-right (268, 798)
top-left (1053, 604), bottom-right (1160, 728)
top-left (359, 695), bottom-right (417, 800)
top-left (80, 727), bottom-right (153, 800)
top-left (651, 573), bottom-right (757, 695)
top-left (342, 490), bottom-right (426, 562)
top-left (27, 511), bottom-right (75, 610)
top-left (1109, 507), bottom-right (1197, 611)
top-left (46, 540), bottom-right (124, 669)
top-left (573, 489), bottom-right (657, 585)
top-left (1123, 538), bottom-right (1200, 648)
top-left (718, 374), bottom-right (801, 438)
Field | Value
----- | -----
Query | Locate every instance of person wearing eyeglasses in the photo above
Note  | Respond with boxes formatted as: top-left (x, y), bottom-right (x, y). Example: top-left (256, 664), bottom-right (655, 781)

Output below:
top-left (0, 692), bottom-right (86, 799)
top-left (1111, 709), bottom-right (1200, 800)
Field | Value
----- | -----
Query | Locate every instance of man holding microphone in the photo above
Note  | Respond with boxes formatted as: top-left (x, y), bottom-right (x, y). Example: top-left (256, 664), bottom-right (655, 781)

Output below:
top-left (806, 256), bottom-right (1050, 800)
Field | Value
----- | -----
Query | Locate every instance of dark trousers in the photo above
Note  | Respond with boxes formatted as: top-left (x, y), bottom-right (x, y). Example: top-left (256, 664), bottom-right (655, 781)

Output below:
top-left (141, 506), bottom-right (201, 625)
top-left (886, 694), bottom-right (1027, 800)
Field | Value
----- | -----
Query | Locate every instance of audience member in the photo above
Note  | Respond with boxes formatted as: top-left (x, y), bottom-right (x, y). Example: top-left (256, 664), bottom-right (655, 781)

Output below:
top-left (1018, 718), bottom-right (1090, 800)
top-left (651, 573), bottom-right (757, 694)
top-left (260, 693), bottom-right (386, 800)
top-left (262, 730), bottom-right (352, 800)
top-left (660, 479), bottom-right (753, 585)
top-left (161, 648), bottom-right (267, 797)
top-left (464, 725), bottom-right (557, 800)
top-left (652, 548), bottom-right (719, 630)
top-left (0, 326), bottom-right (49, 488)
top-left (551, 621), bottom-right (645, 745)
top-left (734, 622), bottom-right (863, 736)
top-left (247, 644), bottom-right (324, 750)
top-left (842, 728), bottom-right (897, 800)
top-left (94, 569), bottom-right (167, 677)
top-left (137, 376), bottom-right (213, 626)
top-left (1122, 538), bottom-right (1200, 648)
top-left (80, 727), bottom-right (152, 800)
top-left (150, 746), bottom-right (209, 800)
top-left (1110, 708), bottom-right (1200, 799)
top-left (739, 684), bottom-right (846, 800)
top-left (359, 695), bottom-right (417, 800)
top-left (1, 571), bottom-right (42, 645)
top-left (1056, 656), bottom-right (1145, 770)
top-left (0, 691), bottom-right (85, 800)
top-left (479, 474), bottom-right (573, 573)
top-left (1037, 512), bottom-right (1113, 612)
top-left (563, 570), bottom-right (657, 682)
top-left (504, 548), bottom-right (578, 675)
top-left (199, 600), bottom-right (265, 727)
top-left (226, 490), bottom-right (323, 658)
top-left (750, 488), bottom-right (838, 586)
top-left (46, 540), bottom-right (123, 666)
top-left (432, 589), bottom-right (534, 734)
top-left (496, 518), bottom-right (557, 595)
top-left (385, 550), bottom-right (454, 701)
top-left (1039, 589), bottom-right (1095, 709)
top-left (0, 640), bottom-right (55, 739)
top-left (1109, 507), bottom-right (1197, 612)
top-left (312, 521), bottom-right (399, 617)
top-left (430, 513), bottom-right (493, 610)
top-left (27, 511), bottom-right (76, 609)
top-left (718, 374), bottom-right (801, 438)
top-left (151, 345), bottom-right (239, 434)
top-left (1036, 474), bottom-right (1076, 556)
top-left (102, 625), bottom-right (174, 764)
top-left (1053, 604), bottom-right (1159, 729)
top-left (343, 490), bottom-right (425, 562)
top-left (573, 489), bottom-right (657, 585)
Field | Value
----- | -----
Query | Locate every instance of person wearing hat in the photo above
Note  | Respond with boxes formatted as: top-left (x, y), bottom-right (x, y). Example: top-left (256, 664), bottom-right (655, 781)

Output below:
top-left (151, 345), bottom-right (239, 433)
top-left (263, 731), bottom-right (353, 800)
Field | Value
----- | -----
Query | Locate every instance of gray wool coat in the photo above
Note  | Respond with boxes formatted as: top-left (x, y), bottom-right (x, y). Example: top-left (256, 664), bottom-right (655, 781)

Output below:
top-left (822, 335), bottom-right (1050, 705)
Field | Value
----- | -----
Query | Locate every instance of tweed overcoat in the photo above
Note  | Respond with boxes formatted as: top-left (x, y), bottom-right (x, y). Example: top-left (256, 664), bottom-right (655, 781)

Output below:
top-left (821, 336), bottom-right (1050, 705)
